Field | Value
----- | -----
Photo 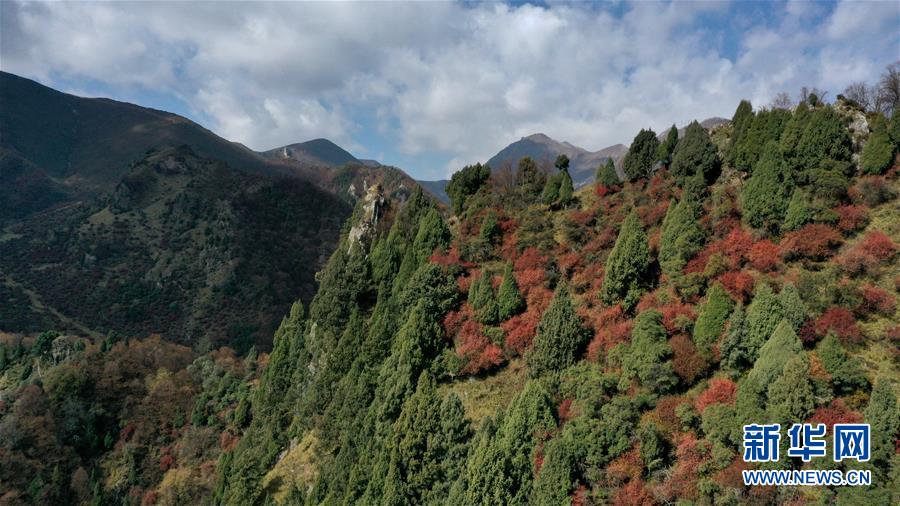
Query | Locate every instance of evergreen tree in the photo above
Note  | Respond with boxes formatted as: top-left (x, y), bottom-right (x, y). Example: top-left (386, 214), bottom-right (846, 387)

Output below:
top-left (619, 310), bottom-right (677, 394)
top-left (558, 168), bottom-right (574, 205)
top-left (670, 120), bottom-right (719, 184)
top-left (468, 270), bottom-right (499, 324)
top-left (497, 263), bottom-right (524, 321)
top-left (782, 189), bottom-right (815, 231)
top-left (656, 124), bottom-right (679, 166)
top-left (863, 378), bottom-right (899, 476)
top-left (596, 158), bottom-right (619, 187)
top-left (889, 114), bottom-right (900, 148)
top-left (861, 115), bottom-right (895, 175)
top-left (693, 283), bottom-right (734, 355)
top-left (658, 195), bottom-right (705, 279)
top-left (638, 421), bottom-right (668, 473)
top-left (446, 163), bottom-right (491, 215)
top-left (527, 283), bottom-right (589, 376)
top-left (780, 102), bottom-right (811, 170)
top-left (0, 343), bottom-right (7, 371)
top-left (794, 106), bottom-right (853, 172)
top-left (817, 334), bottom-right (866, 394)
top-left (531, 435), bottom-right (575, 505)
top-left (479, 210), bottom-right (501, 245)
top-left (555, 154), bottom-right (570, 171)
top-left (741, 141), bottom-right (791, 234)
top-left (734, 109), bottom-right (790, 172)
top-left (623, 128), bottom-right (660, 181)
top-left (777, 283), bottom-right (806, 332)
top-left (463, 381), bottom-right (556, 504)
top-left (744, 283), bottom-right (786, 363)
top-left (745, 319), bottom-right (803, 395)
top-left (516, 157), bottom-right (547, 199)
top-left (541, 173), bottom-right (561, 205)
top-left (382, 374), bottom-right (471, 505)
top-left (599, 211), bottom-right (651, 311)
top-left (727, 100), bottom-right (754, 166)
top-left (767, 355), bottom-right (815, 426)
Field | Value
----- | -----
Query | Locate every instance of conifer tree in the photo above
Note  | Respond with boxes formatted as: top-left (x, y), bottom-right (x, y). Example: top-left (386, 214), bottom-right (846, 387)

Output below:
top-left (656, 124), bottom-right (679, 166)
top-left (782, 189), bottom-right (815, 231)
top-left (638, 421), bottom-right (668, 473)
top-left (780, 102), bottom-right (811, 169)
top-left (861, 114), bottom-right (894, 175)
top-left (596, 158), bottom-right (619, 187)
top-left (745, 319), bottom-right (803, 394)
top-left (693, 283), bottom-right (734, 355)
top-left (0, 343), bottom-right (7, 371)
top-left (558, 168), bottom-right (574, 205)
top-left (527, 283), bottom-right (589, 376)
top-left (463, 381), bottom-right (556, 504)
top-left (541, 174), bottom-right (561, 205)
top-left (599, 211), bottom-right (651, 310)
top-left (497, 263), bottom-right (524, 321)
top-left (516, 157), bottom-right (547, 199)
top-left (863, 378), bottom-right (899, 476)
top-left (446, 163), bottom-right (491, 215)
top-left (744, 283), bottom-right (786, 362)
top-left (817, 334), bottom-right (866, 394)
top-left (658, 195), bottom-right (705, 279)
top-left (795, 106), bottom-right (853, 172)
top-left (727, 100), bottom-right (754, 166)
top-left (623, 128), bottom-right (660, 181)
top-left (670, 120), bottom-right (719, 184)
top-left (531, 436), bottom-right (575, 505)
top-left (767, 355), bottom-right (815, 426)
top-left (777, 283), bottom-right (806, 332)
top-left (479, 210), bottom-right (501, 245)
top-left (741, 141), bottom-right (791, 234)
top-left (720, 304), bottom-right (749, 371)
top-left (889, 114), bottom-right (900, 148)
top-left (734, 109), bottom-right (790, 172)
top-left (468, 270), bottom-right (499, 324)
top-left (619, 310), bottom-right (677, 394)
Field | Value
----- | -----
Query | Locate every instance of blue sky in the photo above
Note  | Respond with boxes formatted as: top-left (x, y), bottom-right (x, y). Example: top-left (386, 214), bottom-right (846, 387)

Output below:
top-left (2, 1), bottom-right (897, 180)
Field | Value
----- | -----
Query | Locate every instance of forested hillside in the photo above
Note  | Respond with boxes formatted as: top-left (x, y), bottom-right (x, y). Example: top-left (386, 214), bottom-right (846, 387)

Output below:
top-left (2, 91), bottom-right (899, 505)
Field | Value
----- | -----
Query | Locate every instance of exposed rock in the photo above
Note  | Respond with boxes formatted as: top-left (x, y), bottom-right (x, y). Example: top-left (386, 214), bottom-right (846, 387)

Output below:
top-left (347, 183), bottom-right (386, 252)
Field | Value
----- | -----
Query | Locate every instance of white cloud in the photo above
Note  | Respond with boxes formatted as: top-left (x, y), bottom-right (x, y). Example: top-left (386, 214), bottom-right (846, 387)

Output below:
top-left (1, 1), bottom-right (897, 178)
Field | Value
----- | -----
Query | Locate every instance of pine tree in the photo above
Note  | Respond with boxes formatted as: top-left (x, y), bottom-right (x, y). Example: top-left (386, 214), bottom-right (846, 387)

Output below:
top-left (516, 157), bottom-right (547, 199)
top-left (780, 102), bottom-right (811, 171)
top-left (889, 114), bottom-right (900, 148)
top-left (817, 334), bottom-right (866, 394)
top-left (497, 263), bottom-right (524, 321)
top-left (777, 283), bottom-right (806, 332)
top-left (721, 304), bottom-right (748, 371)
top-left (863, 378), bottom-right (899, 476)
top-left (446, 163), bottom-right (491, 215)
top-left (638, 421), bottom-right (668, 473)
top-left (619, 310), bottom-right (677, 394)
top-left (767, 355), bottom-right (815, 426)
top-left (741, 141), bottom-right (791, 234)
top-left (599, 211), bottom-right (651, 311)
top-left (531, 435), bottom-right (575, 505)
top-left (596, 158), bottom-right (619, 187)
top-left (693, 283), bottom-right (734, 355)
top-left (527, 283), bottom-right (589, 377)
top-left (479, 210), bottom-right (501, 245)
top-left (623, 128), bottom-right (660, 181)
top-left (860, 114), bottom-right (895, 175)
top-left (734, 109), bottom-right (790, 172)
top-left (658, 195), bottom-right (705, 279)
top-left (727, 100), bottom-right (754, 167)
top-left (656, 124), bottom-right (679, 166)
top-left (468, 270), bottom-right (499, 324)
top-left (670, 120), bottom-right (719, 184)
top-left (744, 283), bottom-right (786, 362)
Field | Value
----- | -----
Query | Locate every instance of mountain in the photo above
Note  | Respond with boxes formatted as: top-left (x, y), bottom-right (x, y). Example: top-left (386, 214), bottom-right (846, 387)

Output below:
top-left (0, 146), bottom-right (350, 349)
top-left (0, 72), bottom-right (425, 347)
top-left (486, 133), bottom-right (626, 187)
top-left (262, 138), bottom-right (360, 167)
top-left (658, 116), bottom-right (731, 141)
top-left (415, 178), bottom-right (450, 204)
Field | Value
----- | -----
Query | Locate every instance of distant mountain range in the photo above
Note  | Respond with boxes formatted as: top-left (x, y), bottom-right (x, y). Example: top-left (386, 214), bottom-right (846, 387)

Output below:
top-left (0, 71), bottom-right (420, 348)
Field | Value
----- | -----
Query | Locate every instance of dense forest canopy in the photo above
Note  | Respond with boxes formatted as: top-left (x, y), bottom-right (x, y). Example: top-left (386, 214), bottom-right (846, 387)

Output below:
top-left (3, 73), bottom-right (900, 505)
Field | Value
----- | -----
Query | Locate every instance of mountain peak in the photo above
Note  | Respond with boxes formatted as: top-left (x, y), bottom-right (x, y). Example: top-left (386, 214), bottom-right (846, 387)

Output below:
top-left (263, 138), bottom-right (359, 167)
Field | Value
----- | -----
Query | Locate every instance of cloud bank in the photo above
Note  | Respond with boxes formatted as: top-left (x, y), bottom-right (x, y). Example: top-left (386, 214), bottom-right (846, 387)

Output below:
top-left (2, 1), bottom-right (897, 179)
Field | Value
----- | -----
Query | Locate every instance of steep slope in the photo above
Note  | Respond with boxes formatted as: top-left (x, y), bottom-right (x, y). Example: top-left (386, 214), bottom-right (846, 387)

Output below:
top-left (0, 71), bottom-right (277, 196)
top-left (0, 146), bottom-right (350, 349)
top-left (415, 178), bottom-right (450, 204)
